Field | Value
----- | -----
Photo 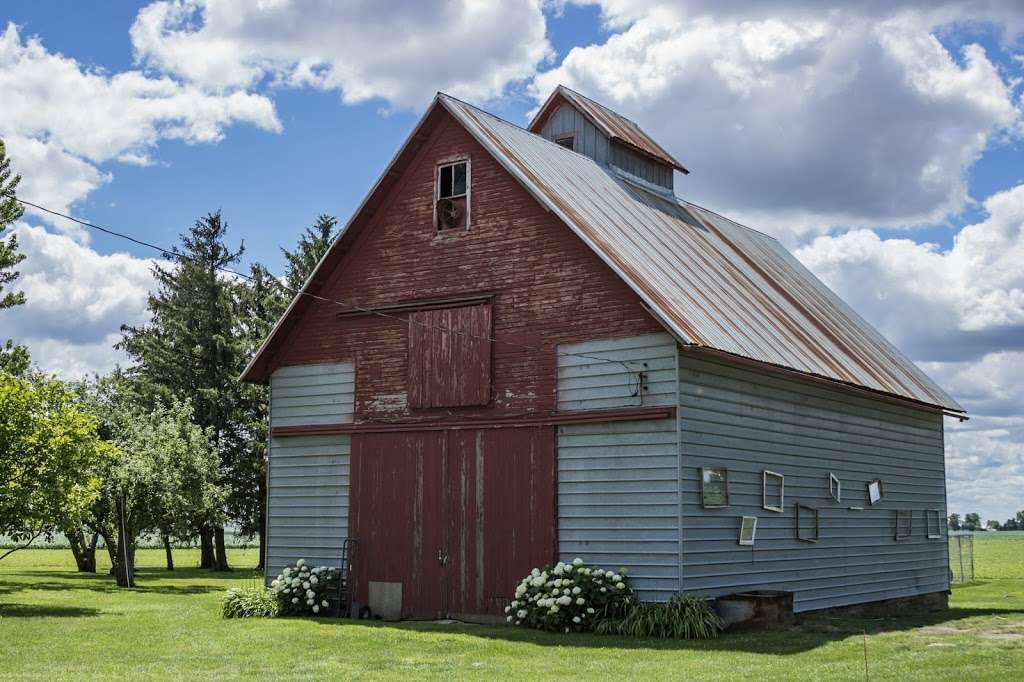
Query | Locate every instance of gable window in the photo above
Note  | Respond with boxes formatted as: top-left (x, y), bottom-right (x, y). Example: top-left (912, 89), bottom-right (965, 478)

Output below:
top-left (436, 160), bottom-right (469, 231)
top-left (408, 303), bottom-right (492, 407)
top-left (554, 135), bottom-right (575, 150)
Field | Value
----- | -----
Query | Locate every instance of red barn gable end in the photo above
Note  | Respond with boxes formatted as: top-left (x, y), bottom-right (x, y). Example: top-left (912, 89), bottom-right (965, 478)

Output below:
top-left (248, 88), bottom-right (961, 621)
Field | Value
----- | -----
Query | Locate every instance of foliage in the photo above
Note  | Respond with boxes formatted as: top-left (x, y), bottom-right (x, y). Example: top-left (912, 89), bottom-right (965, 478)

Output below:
top-left (0, 339), bottom-right (30, 376)
top-left (964, 512), bottom-right (982, 531)
top-left (0, 138), bottom-right (26, 311)
top-left (596, 595), bottom-right (722, 640)
top-left (222, 584), bottom-right (279, 618)
top-left (281, 214), bottom-right (338, 292)
top-left (508, 558), bottom-right (633, 632)
top-left (0, 372), bottom-right (115, 559)
top-left (948, 512), bottom-right (961, 530)
top-left (270, 559), bottom-right (339, 616)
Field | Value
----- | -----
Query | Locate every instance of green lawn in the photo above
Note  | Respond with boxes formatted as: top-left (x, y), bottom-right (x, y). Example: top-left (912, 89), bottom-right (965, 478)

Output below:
top-left (1, 540), bottom-right (1021, 681)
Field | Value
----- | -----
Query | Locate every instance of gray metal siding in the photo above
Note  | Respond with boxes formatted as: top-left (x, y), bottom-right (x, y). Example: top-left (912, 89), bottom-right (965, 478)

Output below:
top-left (678, 354), bottom-right (949, 612)
top-left (557, 333), bottom-right (677, 411)
top-left (538, 102), bottom-right (611, 167)
top-left (266, 435), bottom-right (350, 579)
top-left (269, 362), bottom-right (355, 426)
top-left (558, 418), bottom-right (679, 600)
top-left (610, 141), bottom-right (674, 190)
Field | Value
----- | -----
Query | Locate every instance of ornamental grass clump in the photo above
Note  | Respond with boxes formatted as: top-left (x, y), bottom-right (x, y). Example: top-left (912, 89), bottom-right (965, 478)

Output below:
top-left (596, 594), bottom-right (722, 639)
top-left (507, 558), bottom-right (633, 633)
top-left (270, 559), bottom-right (339, 616)
top-left (222, 586), bottom-right (279, 618)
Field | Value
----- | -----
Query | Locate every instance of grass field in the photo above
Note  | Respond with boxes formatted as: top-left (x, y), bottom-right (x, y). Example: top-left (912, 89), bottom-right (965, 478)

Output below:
top-left (1, 538), bottom-right (1021, 681)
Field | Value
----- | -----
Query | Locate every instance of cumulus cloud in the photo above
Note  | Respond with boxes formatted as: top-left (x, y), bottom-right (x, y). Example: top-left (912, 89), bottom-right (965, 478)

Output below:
top-left (533, 2), bottom-right (1023, 238)
top-left (2, 223), bottom-right (158, 378)
top-left (0, 22), bottom-right (281, 236)
top-left (130, 0), bottom-right (553, 109)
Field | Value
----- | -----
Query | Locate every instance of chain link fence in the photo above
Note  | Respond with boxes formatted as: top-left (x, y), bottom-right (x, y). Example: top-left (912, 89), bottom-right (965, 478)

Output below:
top-left (949, 532), bottom-right (975, 584)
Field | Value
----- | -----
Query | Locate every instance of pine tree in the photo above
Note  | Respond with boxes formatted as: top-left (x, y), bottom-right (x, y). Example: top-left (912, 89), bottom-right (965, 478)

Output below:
top-left (281, 214), bottom-right (338, 291)
top-left (120, 211), bottom-right (246, 570)
top-left (0, 139), bottom-right (30, 375)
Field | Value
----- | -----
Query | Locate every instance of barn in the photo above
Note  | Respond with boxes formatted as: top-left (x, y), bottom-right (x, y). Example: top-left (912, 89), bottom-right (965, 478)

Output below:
top-left (242, 85), bottom-right (965, 620)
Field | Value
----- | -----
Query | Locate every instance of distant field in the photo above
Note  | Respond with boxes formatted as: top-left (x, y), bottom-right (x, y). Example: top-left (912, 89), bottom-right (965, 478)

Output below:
top-left (0, 534), bottom-right (1021, 681)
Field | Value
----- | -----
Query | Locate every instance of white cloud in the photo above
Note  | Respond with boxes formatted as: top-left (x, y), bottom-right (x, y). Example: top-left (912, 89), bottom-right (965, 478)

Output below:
top-left (0, 22), bottom-right (281, 236)
top-left (533, 2), bottom-right (1023, 238)
top-left (130, 0), bottom-right (553, 109)
top-left (2, 223), bottom-right (158, 378)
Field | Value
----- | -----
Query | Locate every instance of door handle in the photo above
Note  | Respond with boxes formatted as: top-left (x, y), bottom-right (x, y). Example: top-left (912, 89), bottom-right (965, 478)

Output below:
top-left (437, 549), bottom-right (448, 566)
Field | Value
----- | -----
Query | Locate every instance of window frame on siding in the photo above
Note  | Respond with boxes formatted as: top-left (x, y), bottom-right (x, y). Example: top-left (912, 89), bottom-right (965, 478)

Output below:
top-left (738, 516), bottom-right (757, 546)
top-left (796, 503), bottom-right (820, 543)
top-left (925, 509), bottom-right (942, 539)
top-left (867, 479), bottom-right (884, 505)
top-left (895, 509), bottom-right (913, 540)
top-left (763, 470), bottom-right (785, 513)
top-left (700, 467), bottom-right (730, 509)
top-left (829, 472), bottom-right (841, 502)
top-left (434, 158), bottom-right (470, 232)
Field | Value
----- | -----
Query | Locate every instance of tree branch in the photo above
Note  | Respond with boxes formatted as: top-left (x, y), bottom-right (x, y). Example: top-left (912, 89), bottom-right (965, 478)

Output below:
top-left (0, 528), bottom-right (44, 562)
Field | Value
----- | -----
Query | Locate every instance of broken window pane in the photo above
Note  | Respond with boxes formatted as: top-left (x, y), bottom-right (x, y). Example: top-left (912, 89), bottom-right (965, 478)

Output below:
top-left (439, 164), bottom-right (453, 198)
top-left (452, 162), bottom-right (466, 195)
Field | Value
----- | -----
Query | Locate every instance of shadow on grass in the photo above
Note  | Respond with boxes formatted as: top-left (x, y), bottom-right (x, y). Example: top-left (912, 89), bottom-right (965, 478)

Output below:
top-left (313, 605), bottom-right (1024, 655)
top-left (0, 603), bottom-right (101, 618)
top-left (0, 567), bottom-right (257, 597)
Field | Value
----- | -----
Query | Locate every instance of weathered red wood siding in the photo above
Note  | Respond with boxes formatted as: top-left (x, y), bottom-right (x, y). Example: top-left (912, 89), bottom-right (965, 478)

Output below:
top-left (408, 303), bottom-right (492, 408)
top-left (267, 110), bottom-right (664, 420)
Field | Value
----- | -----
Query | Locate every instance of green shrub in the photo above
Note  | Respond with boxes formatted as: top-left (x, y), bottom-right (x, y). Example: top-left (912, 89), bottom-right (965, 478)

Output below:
top-left (222, 586), bottom-right (279, 619)
top-left (508, 558), bottom-right (634, 633)
top-left (596, 595), bottom-right (721, 639)
top-left (270, 559), bottom-right (340, 616)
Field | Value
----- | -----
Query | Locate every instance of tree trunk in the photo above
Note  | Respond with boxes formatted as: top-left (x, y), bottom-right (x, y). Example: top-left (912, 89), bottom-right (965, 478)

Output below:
top-left (99, 529), bottom-right (118, 575)
top-left (199, 526), bottom-right (215, 569)
top-left (163, 535), bottom-right (174, 571)
top-left (214, 525), bottom-right (231, 571)
top-left (114, 495), bottom-right (135, 587)
top-left (66, 529), bottom-right (98, 573)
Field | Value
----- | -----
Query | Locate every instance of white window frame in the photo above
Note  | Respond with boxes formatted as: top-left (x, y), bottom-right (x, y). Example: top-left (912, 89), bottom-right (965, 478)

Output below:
top-left (867, 479), bottom-right (884, 505)
top-left (925, 509), bottom-right (942, 539)
top-left (738, 516), bottom-right (757, 546)
top-left (763, 470), bottom-right (785, 513)
top-left (434, 157), bottom-right (471, 232)
top-left (829, 472), bottom-right (841, 502)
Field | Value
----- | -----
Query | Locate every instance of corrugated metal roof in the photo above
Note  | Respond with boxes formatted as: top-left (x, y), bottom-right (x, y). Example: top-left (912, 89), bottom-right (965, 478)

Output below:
top-left (442, 94), bottom-right (962, 412)
top-left (530, 85), bottom-right (689, 174)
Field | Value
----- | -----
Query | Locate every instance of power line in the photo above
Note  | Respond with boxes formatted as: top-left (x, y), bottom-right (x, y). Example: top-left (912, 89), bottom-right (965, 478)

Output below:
top-left (6, 194), bottom-right (647, 375)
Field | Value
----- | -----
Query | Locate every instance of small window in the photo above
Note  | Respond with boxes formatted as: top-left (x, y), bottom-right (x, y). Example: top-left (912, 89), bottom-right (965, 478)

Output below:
top-left (925, 510), bottom-right (942, 539)
top-left (738, 516), bottom-right (757, 546)
top-left (763, 470), bottom-right (784, 513)
top-left (436, 160), bottom-right (469, 231)
top-left (554, 135), bottom-right (575, 150)
top-left (796, 503), bottom-right (820, 543)
top-left (701, 468), bottom-right (729, 508)
top-left (867, 479), bottom-right (884, 505)
top-left (829, 473), bottom-right (841, 502)
top-left (895, 509), bottom-right (913, 540)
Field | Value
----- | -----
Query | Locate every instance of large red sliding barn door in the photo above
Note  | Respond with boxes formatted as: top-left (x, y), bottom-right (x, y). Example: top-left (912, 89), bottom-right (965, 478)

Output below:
top-left (350, 427), bottom-right (554, 619)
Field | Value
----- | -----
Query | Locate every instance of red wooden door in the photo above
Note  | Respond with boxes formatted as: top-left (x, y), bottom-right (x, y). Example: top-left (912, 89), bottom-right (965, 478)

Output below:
top-left (350, 426), bottom-right (554, 619)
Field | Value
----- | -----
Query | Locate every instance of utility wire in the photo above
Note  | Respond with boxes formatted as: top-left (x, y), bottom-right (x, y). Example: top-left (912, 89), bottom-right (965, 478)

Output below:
top-left (6, 194), bottom-right (647, 374)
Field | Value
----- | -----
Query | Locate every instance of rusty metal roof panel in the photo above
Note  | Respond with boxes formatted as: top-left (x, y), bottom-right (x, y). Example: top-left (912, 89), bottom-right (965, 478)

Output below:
top-left (530, 85), bottom-right (688, 173)
top-left (442, 94), bottom-right (961, 412)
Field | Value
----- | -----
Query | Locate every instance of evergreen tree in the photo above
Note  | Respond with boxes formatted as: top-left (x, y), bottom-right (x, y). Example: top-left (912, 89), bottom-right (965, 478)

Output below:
top-left (281, 214), bottom-right (338, 291)
top-left (0, 139), bottom-right (30, 373)
top-left (120, 211), bottom-right (246, 571)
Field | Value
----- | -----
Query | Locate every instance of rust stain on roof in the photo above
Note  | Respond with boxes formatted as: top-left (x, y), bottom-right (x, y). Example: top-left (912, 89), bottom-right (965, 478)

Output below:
top-left (444, 94), bottom-right (962, 412)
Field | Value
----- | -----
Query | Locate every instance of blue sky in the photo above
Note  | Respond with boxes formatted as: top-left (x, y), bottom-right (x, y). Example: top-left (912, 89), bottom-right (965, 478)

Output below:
top-left (1, 1), bottom-right (1022, 521)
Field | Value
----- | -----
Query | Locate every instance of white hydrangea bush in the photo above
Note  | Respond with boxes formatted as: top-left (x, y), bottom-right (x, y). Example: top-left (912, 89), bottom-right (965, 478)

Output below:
top-left (270, 559), bottom-right (339, 616)
top-left (505, 558), bottom-right (633, 632)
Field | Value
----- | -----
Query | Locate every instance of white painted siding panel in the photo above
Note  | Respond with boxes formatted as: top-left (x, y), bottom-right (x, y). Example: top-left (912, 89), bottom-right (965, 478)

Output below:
top-left (557, 333), bottom-right (676, 411)
top-left (270, 362), bottom-right (354, 426)
top-left (266, 434), bottom-right (350, 579)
